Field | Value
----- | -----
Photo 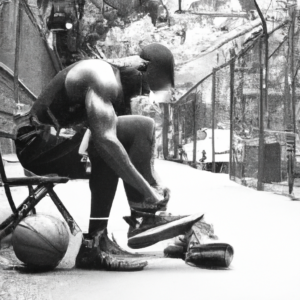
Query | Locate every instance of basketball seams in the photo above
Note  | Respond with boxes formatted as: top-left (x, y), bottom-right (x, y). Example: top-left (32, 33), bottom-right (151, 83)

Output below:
top-left (18, 222), bottom-right (67, 255)
top-left (12, 215), bottom-right (69, 269)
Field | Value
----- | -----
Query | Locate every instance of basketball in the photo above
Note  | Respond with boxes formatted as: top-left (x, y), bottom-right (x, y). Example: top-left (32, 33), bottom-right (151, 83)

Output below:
top-left (12, 214), bottom-right (70, 270)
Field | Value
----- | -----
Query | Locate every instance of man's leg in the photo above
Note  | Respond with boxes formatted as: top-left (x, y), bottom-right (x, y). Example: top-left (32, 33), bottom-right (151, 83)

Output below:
top-left (87, 141), bottom-right (119, 236)
top-left (87, 115), bottom-right (165, 235)
top-left (77, 137), bottom-right (148, 271)
top-left (116, 116), bottom-right (198, 250)
top-left (15, 127), bottom-right (88, 179)
top-left (116, 115), bottom-right (168, 213)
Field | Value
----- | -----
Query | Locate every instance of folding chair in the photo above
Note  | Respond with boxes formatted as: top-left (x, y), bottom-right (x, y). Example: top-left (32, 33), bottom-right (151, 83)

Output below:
top-left (0, 134), bottom-right (81, 243)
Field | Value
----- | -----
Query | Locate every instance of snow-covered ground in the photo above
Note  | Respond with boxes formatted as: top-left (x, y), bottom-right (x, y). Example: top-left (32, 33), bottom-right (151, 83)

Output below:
top-left (1, 159), bottom-right (300, 300)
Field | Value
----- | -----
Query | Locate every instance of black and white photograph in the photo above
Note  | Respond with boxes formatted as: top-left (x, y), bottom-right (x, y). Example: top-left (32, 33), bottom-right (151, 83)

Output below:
top-left (0, 0), bottom-right (299, 299)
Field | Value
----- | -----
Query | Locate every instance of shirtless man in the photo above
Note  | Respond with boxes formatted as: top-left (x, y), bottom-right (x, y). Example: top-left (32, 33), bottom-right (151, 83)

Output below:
top-left (15, 43), bottom-right (175, 271)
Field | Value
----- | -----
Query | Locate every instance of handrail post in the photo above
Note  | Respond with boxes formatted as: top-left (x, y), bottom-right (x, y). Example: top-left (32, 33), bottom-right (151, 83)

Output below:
top-left (14, 0), bottom-right (22, 106)
top-left (254, 0), bottom-right (268, 191)
top-left (257, 37), bottom-right (265, 190)
top-left (229, 49), bottom-right (235, 179)
top-left (212, 69), bottom-right (216, 173)
top-left (162, 103), bottom-right (169, 159)
top-left (192, 95), bottom-right (197, 167)
top-left (173, 105), bottom-right (179, 158)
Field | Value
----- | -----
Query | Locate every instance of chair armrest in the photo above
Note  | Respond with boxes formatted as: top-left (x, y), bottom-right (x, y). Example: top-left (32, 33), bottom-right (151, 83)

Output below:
top-left (4, 176), bottom-right (69, 186)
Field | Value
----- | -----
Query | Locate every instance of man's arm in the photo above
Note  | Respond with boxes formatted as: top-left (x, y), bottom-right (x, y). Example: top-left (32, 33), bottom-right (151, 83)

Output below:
top-left (85, 88), bottom-right (163, 204)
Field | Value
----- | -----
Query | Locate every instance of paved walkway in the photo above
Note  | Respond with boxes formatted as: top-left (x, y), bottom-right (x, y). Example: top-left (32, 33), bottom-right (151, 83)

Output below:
top-left (1, 159), bottom-right (300, 300)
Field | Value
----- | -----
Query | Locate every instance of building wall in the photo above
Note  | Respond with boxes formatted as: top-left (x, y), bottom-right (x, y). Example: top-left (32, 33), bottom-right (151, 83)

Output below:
top-left (0, 1), bottom-right (59, 153)
top-left (0, 67), bottom-right (34, 154)
top-left (0, 1), bottom-right (57, 97)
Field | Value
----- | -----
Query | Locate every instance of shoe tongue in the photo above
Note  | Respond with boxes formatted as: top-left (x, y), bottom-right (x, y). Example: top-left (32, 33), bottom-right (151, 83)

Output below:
top-left (155, 211), bottom-right (172, 216)
top-left (155, 211), bottom-right (167, 216)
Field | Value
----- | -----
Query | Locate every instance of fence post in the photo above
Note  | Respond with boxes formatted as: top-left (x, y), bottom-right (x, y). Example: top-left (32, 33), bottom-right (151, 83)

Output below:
top-left (162, 103), bottom-right (169, 159)
top-left (255, 0), bottom-right (268, 191)
top-left (212, 69), bottom-right (216, 173)
top-left (14, 0), bottom-right (22, 106)
top-left (229, 50), bottom-right (235, 179)
top-left (192, 94), bottom-right (197, 167)
top-left (173, 105), bottom-right (179, 158)
top-left (287, 7), bottom-right (296, 195)
top-left (184, 105), bottom-right (187, 144)
top-left (257, 37), bottom-right (266, 191)
top-left (290, 8), bottom-right (296, 138)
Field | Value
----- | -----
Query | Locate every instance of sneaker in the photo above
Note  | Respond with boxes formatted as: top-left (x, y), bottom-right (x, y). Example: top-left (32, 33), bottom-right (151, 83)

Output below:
top-left (75, 230), bottom-right (148, 271)
top-left (163, 235), bottom-right (189, 259)
top-left (124, 210), bottom-right (189, 239)
top-left (127, 212), bottom-right (204, 249)
top-left (187, 220), bottom-right (218, 246)
top-left (128, 187), bottom-right (170, 214)
top-left (75, 238), bottom-right (100, 269)
top-left (163, 220), bottom-right (218, 260)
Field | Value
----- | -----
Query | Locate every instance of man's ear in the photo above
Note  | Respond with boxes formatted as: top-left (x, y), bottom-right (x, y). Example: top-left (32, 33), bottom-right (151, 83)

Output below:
top-left (137, 61), bottom-right (149, 72)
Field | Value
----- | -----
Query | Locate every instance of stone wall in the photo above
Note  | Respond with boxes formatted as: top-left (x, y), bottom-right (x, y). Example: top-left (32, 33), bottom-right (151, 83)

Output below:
top-left (0, 1), bottom-right (57, 97)
top-left (0, 1), bottom-right (59, 153)
top-left (0, 67), bottom-right (35, 154)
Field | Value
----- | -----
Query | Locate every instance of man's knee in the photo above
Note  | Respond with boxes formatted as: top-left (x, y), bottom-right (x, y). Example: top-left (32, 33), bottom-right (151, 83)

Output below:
top-left (135, 116), bottom-right (155, 141)
top-left (117, 116), bottom-right (155, 145)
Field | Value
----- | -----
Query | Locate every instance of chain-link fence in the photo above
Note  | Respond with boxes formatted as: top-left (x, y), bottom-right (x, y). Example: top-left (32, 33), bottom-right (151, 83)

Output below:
top-left (171, 74), bottom-right (213, 165)
top-left (168, 9), bottom-right (300, 198)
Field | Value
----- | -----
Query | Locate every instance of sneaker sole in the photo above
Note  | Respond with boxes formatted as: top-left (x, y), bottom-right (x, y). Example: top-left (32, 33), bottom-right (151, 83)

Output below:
top-left (128, 212), bottom-right (204, 249)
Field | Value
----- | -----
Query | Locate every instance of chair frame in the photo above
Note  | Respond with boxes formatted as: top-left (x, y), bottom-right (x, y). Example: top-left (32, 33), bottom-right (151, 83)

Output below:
top-left (0, 139), bottom-right (81, 242)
